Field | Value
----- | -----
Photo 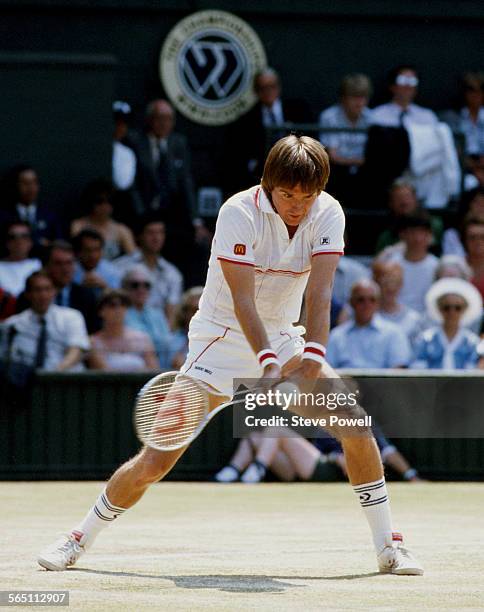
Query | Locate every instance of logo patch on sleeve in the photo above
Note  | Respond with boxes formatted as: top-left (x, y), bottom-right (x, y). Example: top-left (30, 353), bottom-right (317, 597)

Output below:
top-left (320, 236), bottom-right (331, 245)
top-left (234, 243), bottom-right (246, 255)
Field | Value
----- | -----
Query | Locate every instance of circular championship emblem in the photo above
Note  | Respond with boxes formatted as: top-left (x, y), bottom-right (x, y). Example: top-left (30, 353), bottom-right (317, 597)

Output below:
top-left (160, 10), bottom-right (267, 126)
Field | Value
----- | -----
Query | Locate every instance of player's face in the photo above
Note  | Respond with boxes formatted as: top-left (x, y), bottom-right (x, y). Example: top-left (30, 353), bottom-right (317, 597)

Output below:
top-left (270, 185), bottom-right (319, 226)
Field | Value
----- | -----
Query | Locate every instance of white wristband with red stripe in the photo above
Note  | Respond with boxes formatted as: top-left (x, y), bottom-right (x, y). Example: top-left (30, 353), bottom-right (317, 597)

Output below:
top-left (302, 342), bottom-right (326, 365)
top-left (257, 349), bottom-right (280, 368)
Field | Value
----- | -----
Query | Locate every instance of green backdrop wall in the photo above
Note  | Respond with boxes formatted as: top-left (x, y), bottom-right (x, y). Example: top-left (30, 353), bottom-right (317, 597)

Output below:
top-left (0, 0), bottom-right (482, 214)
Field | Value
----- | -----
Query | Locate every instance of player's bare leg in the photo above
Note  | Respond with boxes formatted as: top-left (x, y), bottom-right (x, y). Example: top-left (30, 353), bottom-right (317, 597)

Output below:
top-left (38, 391), bottom-right (228, 571)
top-left (282, 354), bottom-right (423, 575)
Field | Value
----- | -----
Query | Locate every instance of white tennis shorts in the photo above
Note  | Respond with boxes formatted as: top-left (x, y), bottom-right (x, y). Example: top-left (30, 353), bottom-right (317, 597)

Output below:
top-left (180, 316), bottom-right (305, 397)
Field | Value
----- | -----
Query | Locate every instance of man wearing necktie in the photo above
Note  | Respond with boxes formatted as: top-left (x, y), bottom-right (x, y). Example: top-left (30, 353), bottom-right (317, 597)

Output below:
top-left (224, 67), bottom-right (312, 194)
top-left (129, 99), bottom-right (201, 281)
top-left (0, 271), bottom-right (89, 373)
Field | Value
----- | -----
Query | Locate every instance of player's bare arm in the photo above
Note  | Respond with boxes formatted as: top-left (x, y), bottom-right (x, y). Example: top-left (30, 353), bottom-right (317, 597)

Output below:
top-left (220, 259), bottom-right (281, 378)
top-left (287, 252), bottom-right (340, 385)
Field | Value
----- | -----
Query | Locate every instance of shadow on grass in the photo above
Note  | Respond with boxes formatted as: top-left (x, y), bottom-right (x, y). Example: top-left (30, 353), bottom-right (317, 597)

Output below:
top-left (69, 568), bottom-right (381, 593)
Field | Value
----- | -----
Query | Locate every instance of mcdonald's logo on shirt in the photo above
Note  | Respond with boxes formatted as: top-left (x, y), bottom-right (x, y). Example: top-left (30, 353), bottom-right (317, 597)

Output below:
top-left (234, 244), bottom-right (246, 255)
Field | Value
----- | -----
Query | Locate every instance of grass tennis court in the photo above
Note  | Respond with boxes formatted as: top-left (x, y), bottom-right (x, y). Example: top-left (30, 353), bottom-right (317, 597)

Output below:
top-left (2, 482), bottom-right (484, 610)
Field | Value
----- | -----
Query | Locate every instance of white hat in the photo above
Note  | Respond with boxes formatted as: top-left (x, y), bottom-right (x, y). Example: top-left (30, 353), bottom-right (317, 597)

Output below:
top-left (425, 278), bottom-right (483, 325)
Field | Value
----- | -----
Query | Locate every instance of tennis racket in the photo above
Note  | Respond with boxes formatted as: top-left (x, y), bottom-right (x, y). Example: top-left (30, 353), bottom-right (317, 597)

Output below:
top-left (134, 371), bottom-right (258, 451)
top-left (134, 371), bottom-right (300, 452)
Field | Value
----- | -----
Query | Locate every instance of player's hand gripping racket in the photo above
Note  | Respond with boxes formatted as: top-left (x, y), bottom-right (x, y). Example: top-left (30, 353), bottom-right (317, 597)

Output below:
top-left (134, 371), bottom-right (256, 451)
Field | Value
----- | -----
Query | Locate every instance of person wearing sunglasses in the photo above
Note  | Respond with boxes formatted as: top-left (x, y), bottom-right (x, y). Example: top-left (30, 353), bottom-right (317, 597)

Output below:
top-left (411, 278), bottom-right (482, 369)
top-left (121, 266), bottom-right (173, 368)
top-left (0, 221), bottom-right (41, 296)
top-left (370, 65), bottom-right (438, 129)
top-left (326, 279), bottom-right (412, 369)
top-left (87, 288), bottom-right (158, 372)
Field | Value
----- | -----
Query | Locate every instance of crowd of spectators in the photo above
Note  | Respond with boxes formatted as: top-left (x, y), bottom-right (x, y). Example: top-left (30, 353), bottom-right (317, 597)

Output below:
top-left (1, 63), bottom-right (484, 378)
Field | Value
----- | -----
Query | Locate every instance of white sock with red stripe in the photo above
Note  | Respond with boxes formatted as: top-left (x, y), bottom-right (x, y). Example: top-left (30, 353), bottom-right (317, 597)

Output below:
top-left (71, 489), bottom-right (126, 548)
top-left (353, 478), bottom-right (394, 554)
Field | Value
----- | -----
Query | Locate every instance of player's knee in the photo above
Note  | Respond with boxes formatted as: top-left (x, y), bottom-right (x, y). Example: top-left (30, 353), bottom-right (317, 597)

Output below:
top-left (131, 447), bottom-right (180, 485)
top-left (340, 434), bottom-right (378, 457)
top-left (327, 402), bottom-right (371, 442)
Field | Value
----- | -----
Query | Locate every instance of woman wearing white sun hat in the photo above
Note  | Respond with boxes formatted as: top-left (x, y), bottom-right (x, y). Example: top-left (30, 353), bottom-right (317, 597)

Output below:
top-left (411, 278), bottom-right (482, 369)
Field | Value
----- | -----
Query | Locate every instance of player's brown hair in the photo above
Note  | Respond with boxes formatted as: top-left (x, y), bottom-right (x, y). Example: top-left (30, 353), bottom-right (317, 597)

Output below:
top-left (261, 135), bottom-right (330, 194)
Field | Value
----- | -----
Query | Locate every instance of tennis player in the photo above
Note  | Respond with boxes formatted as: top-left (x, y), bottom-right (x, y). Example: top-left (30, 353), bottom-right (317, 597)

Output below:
top-left (38, 135), bottom-right (423, 575)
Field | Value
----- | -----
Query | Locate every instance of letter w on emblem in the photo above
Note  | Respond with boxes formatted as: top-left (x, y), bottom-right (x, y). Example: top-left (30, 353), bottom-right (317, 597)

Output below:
top-left (183, 41), bottom-right (244, 99)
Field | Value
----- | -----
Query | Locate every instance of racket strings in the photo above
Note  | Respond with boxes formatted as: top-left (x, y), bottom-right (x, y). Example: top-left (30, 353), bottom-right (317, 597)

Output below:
top-left (135, 374), bottom-right (209, 449)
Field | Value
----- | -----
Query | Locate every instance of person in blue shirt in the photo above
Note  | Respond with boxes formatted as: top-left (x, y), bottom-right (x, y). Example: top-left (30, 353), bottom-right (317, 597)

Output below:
top-left (411, 277), bottom-right (482, 369)
top-left (121, 265), bottom-right (173, 368)
top-left (326, 279), bottom-right (411, 368)
top-left (72, 229), bottom-right (121, 298)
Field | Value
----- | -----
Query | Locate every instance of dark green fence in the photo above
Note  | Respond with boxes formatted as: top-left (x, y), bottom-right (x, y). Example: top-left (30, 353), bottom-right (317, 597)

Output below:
top-left (1, 372), bottom-right (483, 480)
top-left (0, 372), bottom-right (235, 481)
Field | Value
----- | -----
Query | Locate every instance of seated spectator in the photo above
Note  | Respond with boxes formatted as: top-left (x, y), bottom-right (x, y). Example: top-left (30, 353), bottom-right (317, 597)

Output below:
top-left (71, 178), bottom-right (136, 260)
top-left (411, 278), bottom-right (482, 369)
top-left (0, 271), bottom-right (89, 371)
top-left (442, 72), bottom-right (484, 161)
top-left (379, 212), bottom-right (439, 312)
top-left (461, 214), bottom-right (484, 300)
top-left (419, 255), bottom-right (481, 335)
top-left (170, 286), bottom-right (203, 369)
top-left (121, 266), bottom-right (173, 368)
top-left (371, 65), bottom-right (438, 128)
top-left (87, 289), bottom-right (158, 371)
top-left (114, 216), bottom-right (183, 325)
top-left (0, 287), bottom-right (16, 321)
top-left (17, 240), bottom-right (99, 333)
top-left (319, 73), bottom-right (372, 207)
top-left (112, 101), bottom-right (136, 192)
top-left (73, 229), bottom-right (121, 297)
top-left (442, 187), bottom-right (484, 257)
top-left (333, 233), bottom-right (370, 306)
top-left (371, 66), bottom-right (460, 208)
top-left (375, 179), bottom-right (443, 253)
top-left (326, 280), bottom-right (411, 368)
top-left (435, 254), bottom-right (472, 281)
top-left (0, 165), bottom-right (63, 257)
top-left (0, 221), bottom-right (41, 296)
top-left (215, 427), bottom-right (420, 483)
top-left (372, 261), bottom-right (421, 345)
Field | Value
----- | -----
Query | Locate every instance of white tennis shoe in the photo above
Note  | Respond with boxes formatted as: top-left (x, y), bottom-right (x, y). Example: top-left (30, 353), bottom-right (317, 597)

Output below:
top-left (38, 534), bottom-right (84, 571)
top-left (377, 533), bottom-right (424, 575)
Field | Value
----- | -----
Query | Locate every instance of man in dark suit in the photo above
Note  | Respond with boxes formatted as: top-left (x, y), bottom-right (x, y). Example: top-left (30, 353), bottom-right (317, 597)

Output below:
top-left (0, 165), bottom-right (63, 258)
top-left (129, 99), bottom-right (203, 280)
top-left (129, 100), bottom-right (195, 218)
top-left (16, 241), bottom-right (99, 333)
top-left (225, 68), bottom-right (313, 195)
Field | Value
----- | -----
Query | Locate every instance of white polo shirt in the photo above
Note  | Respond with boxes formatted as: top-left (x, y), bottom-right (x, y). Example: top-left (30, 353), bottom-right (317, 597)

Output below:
top-left (1, 305), bottom-right (90, 371)
top-left (197, 185), bottom-right (345, 332)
